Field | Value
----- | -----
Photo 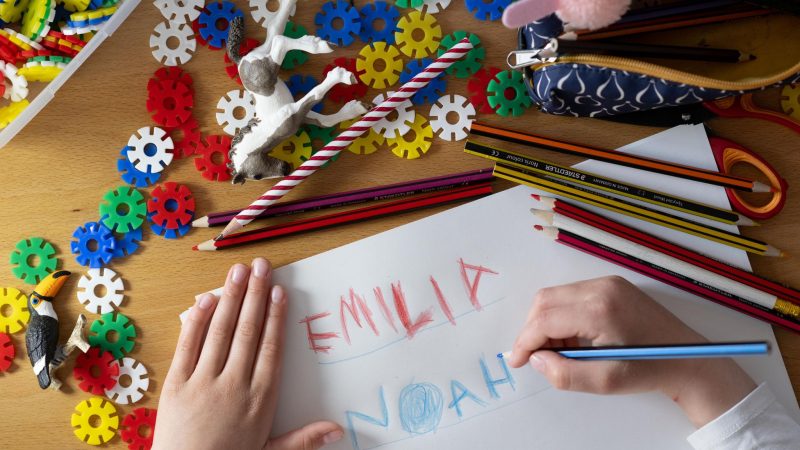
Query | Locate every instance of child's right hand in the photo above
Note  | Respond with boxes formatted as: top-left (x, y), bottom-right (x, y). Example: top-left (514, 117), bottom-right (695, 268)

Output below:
top-left (508, 276), bottom-right (756, 428)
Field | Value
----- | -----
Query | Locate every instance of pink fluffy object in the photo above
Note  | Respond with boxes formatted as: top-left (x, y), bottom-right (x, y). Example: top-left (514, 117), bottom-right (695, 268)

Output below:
top-left (502, 0), bottom-right (631, 30)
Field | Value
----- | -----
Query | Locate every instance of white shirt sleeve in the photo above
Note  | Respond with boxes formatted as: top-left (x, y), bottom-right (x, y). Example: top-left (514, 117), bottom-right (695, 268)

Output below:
top-left (687, 382), bottom-right (800, 450)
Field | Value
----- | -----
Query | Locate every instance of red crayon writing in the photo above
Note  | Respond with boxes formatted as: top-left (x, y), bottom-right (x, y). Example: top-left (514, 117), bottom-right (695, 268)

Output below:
top-left (341, 289), bottom-right (380, 344)
top-left (299, 312), bottom-right (340, 354)
top-left (459, 259), bottom-right (499, 311)
top-left (392, 282), bottom-right (434, 338)
top-left (300, 259), bottom-right (499, 354)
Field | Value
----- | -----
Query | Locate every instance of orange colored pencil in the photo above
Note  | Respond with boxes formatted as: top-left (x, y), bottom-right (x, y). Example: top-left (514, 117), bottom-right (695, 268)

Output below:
top-left (470, 122), bottom-right (770, 193)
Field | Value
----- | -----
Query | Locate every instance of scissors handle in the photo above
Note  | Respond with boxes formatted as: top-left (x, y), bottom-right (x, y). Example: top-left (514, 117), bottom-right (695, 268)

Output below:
top-left (705, 94), bottom-right (800, 135)
top-left (708, 136), bottom-right (788, 220)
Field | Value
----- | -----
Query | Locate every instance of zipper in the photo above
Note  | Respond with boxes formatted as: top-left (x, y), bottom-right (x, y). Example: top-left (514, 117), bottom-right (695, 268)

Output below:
top-left (510, 52), bottom-right (800, 91)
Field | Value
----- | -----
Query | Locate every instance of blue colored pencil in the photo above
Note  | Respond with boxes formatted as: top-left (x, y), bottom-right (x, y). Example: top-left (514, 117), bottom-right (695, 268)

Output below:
top-left (497, 341), bottom-right (769, 361)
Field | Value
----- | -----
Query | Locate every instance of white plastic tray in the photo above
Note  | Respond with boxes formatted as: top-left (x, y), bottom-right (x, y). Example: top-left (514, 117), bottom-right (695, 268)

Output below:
top-left (0, 0), bottom-right (141, 148)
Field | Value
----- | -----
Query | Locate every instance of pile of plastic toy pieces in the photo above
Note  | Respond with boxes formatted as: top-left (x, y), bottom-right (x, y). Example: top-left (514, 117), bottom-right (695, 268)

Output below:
top-left (149, 0), bottom-right (530, 170)
top-left (0, 0), bottom-right (120, 129)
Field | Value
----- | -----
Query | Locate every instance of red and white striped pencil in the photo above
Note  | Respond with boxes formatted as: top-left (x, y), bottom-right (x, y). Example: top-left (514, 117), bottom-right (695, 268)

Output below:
top-left (205, 37), bottom-right (474, 246)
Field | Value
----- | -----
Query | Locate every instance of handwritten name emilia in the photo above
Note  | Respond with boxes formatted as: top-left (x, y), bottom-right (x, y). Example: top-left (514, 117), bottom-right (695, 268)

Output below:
top-left (298, 259), bottom-right (499, 354)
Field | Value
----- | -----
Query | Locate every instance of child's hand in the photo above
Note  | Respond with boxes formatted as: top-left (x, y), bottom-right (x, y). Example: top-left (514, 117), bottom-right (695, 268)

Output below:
top-left (508, 276), bottom-right (756, 427)
top-left (153, 258), bottom-right (343, 450)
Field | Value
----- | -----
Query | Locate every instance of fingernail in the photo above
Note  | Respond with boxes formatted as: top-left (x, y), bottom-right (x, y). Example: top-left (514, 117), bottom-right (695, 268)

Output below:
top-left (271, 285), bottom-right (285, 304)
top-left (231, 264), bottom-right (247, 283)
top-left (253, 258), bottom-right (268, 278)
top-left (197, 294), bottom-right (215, 310)
top-left (323, 430), bottom-right (343, 445)
top-left (530, 354), bottom-right (546, 373)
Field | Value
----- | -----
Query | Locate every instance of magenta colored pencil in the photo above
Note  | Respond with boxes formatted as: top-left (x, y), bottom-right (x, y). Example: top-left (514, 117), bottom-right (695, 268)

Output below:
top-left (549, 228), bottom-right (800, 333)
top-left (193, 168), bottom-right (494, 227)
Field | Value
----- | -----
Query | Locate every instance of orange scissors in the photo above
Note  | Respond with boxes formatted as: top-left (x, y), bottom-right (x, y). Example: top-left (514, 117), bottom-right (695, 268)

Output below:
top-left (703, 94), bottom-right (792, 220)
top-left (708, 135), bottom-right (788, 220)
top-left (607, 93), bottom-right (793, 220)
top-left (704, 94), bottom-right (800, 135)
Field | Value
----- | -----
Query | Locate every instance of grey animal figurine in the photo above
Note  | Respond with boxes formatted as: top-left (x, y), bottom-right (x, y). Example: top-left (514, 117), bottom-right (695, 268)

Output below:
top-left (25, 270), bottom-right (90, 390)
top-left (226, 0), bottom-right (369, 184)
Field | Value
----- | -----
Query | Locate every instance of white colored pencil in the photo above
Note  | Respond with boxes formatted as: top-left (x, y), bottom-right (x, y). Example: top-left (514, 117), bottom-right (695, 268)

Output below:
top-left (534, 209), bottom-right (800, 320)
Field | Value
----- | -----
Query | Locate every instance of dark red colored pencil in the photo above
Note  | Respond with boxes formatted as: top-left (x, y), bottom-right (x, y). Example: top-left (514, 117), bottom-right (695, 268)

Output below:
top-left (545, 197), bottom-right (800, 304)
top-left (195, 183), bottom-right (493, 251)
top-left (545, 227), bottom-right (800, 333)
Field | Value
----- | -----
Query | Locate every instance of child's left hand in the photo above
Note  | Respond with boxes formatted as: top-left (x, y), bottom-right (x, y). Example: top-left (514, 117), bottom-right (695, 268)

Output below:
top-left (153, 258), bottom-right (344, 450)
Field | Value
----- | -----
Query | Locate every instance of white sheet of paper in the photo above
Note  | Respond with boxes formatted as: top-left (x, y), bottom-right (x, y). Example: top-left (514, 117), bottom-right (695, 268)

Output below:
top-left (202, 125), bottom-right (798, 450)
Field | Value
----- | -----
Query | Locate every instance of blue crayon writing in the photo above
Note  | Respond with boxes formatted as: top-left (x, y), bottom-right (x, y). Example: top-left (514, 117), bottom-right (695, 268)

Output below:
top-left (398, 383), bottom-right (444, 434)
top-left (346, 356), bottom-right (517, 449)
top-left (480, 355), bottom-right (516, 399)
top-left (448, 380), bottom-right (487, 417)
top-left (346, 386), bottom-right (389, 450)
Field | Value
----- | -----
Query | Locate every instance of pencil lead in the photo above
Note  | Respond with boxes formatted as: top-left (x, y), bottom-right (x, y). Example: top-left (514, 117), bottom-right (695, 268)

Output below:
top-left (191, 245), bottom-right (198, 251)
top-left (533, 224), bottom-right (544, 231)
top-left (530, 193), bottom-right (541, 201)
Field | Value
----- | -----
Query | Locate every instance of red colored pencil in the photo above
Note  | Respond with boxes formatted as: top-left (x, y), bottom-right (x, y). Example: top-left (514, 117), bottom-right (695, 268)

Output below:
top-left (536, 196), bottom-right (800, 305)
top-left (194, 183), bottom-right (493, 251)
top-left (538, 226), bottom-right (800, 333)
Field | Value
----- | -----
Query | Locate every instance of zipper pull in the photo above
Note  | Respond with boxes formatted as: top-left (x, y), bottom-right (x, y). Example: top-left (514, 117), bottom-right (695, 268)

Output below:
top-left (507, 39), bottom-right (559, 70)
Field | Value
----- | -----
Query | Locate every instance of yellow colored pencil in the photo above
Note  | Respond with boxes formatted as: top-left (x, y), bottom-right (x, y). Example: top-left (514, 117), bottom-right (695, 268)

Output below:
top-left (464, 140), bottom-right (755, 227)
top-left (493, 163), bottom-right (783, 257)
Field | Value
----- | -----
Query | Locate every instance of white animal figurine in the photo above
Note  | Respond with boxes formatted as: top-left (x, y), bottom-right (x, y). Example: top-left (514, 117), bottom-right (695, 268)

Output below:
top-left (226, 0), bottom-right (369, 184)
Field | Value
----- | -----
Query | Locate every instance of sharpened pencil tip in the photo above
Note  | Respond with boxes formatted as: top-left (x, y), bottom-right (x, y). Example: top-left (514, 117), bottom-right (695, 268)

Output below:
top-left (533, 224), bottom-right (544, 231)
top-left (192, 245), bottom-right (198, 251)
top-left (530, 209), bottom-right (554, 223)
top-left (496, 353), bottom-right (504, 359)
top-left (196, 240), bottom-right (218, 252)
top-left (764, 245), bottom-right (787, 258)
top-left (752, 181), bottom-right (774, 193)
top-left (192, 216), bottom-right (209, 228)
top-left (736, 215), bottom-right (758, 227)
top-left (530, 194), bottom-right (541, 201)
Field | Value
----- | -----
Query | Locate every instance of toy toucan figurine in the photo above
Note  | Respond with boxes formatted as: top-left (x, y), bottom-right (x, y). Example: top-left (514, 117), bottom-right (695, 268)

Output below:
top-left (25, 270), bottom-right (90, 390)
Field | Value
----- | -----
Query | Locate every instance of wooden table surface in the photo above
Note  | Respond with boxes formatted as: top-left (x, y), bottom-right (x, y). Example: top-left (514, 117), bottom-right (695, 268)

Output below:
top-left (0, 2), bottom-right (798, 448)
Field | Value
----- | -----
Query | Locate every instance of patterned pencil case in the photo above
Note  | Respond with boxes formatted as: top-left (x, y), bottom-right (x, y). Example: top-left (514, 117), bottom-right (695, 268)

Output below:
top-left (514, 13), bottom-right (800, 118)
